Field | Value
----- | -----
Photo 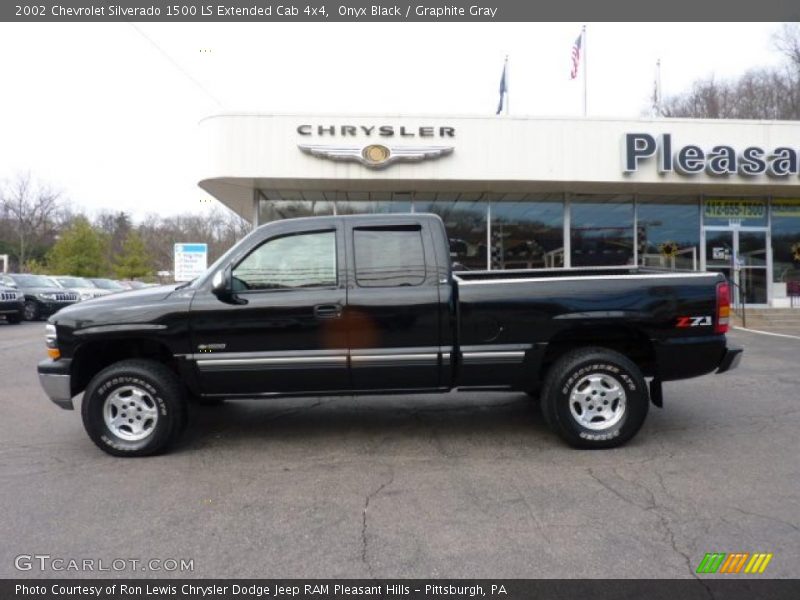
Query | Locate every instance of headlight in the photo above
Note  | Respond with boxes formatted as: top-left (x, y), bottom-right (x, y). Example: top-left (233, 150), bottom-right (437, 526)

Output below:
top-left (45, 323), bottom-right (60, 359)
top-left (37, 292), bottom-right (58, 300)
top-left (80, 292), bottom-right (92, 301)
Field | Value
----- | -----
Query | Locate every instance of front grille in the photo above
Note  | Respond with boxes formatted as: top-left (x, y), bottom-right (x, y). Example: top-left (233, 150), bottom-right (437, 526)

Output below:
top-left (54, 292), bottom-right (79, 302)
top-left (1, 292), bottom-right (18, 301)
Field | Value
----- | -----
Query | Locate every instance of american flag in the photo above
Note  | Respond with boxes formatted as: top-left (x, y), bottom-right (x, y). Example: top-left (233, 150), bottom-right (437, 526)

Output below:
top-left (570, 31), bottom-right (583, 79)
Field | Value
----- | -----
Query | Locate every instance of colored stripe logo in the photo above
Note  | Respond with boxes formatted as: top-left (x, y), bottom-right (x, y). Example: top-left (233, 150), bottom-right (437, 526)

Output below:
top-left (696, 552), bottom-right (773, 574)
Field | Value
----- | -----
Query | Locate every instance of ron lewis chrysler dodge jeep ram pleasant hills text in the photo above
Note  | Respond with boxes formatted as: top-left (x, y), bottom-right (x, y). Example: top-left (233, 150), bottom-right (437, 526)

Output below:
top-left (37, 214), bottom-right (742, 456)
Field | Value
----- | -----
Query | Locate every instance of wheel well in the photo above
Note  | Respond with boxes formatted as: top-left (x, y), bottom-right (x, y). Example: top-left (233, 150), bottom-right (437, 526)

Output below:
top-left (71, 338), bottom-right (178, 396)
top-left (541, 326), bottom-right (656, 378)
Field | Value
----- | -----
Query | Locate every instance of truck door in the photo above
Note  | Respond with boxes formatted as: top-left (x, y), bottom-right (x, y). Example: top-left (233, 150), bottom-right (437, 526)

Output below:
top-left (189, 223), bottom-right (350, 395)
top-left (344, 218), bottom-right (444, 390)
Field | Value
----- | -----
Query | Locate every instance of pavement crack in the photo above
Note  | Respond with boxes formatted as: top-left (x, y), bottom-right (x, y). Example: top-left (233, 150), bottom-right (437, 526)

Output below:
top-left (587, 468), bottom-right (654, 511)
top-left (509, 481), bottom-right (552, 544)
top-left (589, 468), bottom-right (713, 588)
top-left (727, 506), bottom-right (800, 533)
top-left (361, 466), bottom-right (395, 578)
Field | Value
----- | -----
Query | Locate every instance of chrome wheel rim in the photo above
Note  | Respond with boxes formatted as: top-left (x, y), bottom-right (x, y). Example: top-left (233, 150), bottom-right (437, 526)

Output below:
top-left (23, 302), bottom-right (36, 320)
top-left (103, 385), bottom-right (159, 441)
top-left (569, 373), bottom-right (626, 431)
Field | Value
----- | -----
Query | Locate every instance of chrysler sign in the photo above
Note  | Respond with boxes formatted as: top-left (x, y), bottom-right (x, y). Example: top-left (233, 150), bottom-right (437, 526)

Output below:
top-left (623, 133), bottom-right (799, 178)
top-left (297, 124), bottom-right (456, 169)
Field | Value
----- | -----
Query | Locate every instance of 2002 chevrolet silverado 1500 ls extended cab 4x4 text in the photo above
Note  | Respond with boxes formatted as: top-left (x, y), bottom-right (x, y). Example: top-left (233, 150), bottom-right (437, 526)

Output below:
top-left (37, 213), bottom-right (742, 456)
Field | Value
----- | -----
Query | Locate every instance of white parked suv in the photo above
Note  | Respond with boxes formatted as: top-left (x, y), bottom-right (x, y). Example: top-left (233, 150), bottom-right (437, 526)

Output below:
top-left (50, 276), bottom-right (113, 301)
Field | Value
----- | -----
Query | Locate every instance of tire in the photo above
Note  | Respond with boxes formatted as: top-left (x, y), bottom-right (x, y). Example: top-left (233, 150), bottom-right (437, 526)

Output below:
top-left (81, 359), bottom-right (187, 457)
top-left (23, 300), bottom-right (39, 321)
top-left (5, 313), bottom-right (21, 324)
top-left (540, 347), bottom-right (649, 449)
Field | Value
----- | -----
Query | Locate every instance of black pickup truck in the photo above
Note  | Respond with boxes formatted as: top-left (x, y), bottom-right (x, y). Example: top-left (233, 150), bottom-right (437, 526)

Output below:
top-left (37, 213), bottom-right (742, 456)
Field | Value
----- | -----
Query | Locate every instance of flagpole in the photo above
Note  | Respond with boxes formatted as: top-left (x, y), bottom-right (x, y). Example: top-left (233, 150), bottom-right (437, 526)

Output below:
top-left (655, 58), bottom-right (662, 117)
top-left (505, 55), bottom-right (510, 116)
top-left (582, 25), bottom-right (587, 117)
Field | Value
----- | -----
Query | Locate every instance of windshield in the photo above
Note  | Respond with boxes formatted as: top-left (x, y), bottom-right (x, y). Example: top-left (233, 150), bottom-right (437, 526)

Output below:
top-left (90, 278), bottom-right (125, 290)
top-left (55, 276), bottom-right (93, 288)
top-left (12, 274), bottom-right (59, 288)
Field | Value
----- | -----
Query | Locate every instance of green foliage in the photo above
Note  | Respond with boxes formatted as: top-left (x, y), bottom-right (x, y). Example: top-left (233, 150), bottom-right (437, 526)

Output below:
top-left (113, 230), bottom-right (153, 280)
top-left (23, 258), bottom-right (48, 274)
top-left (45, 216), bottom-right (109, 276)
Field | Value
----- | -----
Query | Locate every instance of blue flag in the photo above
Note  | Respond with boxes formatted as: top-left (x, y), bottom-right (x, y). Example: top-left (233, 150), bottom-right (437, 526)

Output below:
top-left (496, 59), bottom-right (507, 115)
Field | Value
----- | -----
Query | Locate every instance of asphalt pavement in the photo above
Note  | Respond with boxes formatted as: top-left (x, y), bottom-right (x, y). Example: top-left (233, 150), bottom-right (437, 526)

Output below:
top-left (0, 321), bottom-right (798, 579)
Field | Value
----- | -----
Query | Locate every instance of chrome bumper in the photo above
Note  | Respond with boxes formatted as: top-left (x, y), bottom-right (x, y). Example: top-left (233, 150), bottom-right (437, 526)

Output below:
top-left (37, 368), bottom-right (74, 410)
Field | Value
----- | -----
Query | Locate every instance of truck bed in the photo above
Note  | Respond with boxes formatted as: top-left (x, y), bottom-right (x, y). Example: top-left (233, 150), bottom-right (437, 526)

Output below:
top-left (454, 266), bottom-right (686, 281)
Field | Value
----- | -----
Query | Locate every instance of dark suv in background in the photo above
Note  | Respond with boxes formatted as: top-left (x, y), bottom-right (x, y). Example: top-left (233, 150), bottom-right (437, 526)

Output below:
top-left (1, 274), bottom-right (80, 321)
top-left (0, 283), bottom-right (24, 324)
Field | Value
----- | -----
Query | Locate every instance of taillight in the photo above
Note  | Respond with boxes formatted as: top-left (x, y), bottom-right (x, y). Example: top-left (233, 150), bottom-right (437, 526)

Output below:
top-left (715, 281), bottom-right (730, 334)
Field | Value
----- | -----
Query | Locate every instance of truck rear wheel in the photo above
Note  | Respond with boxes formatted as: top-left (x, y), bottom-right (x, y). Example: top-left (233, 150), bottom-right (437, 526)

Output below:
top-left (540, 348), bottom-right (648, 449)
top-left (81, 359), bottom-right (187, 457)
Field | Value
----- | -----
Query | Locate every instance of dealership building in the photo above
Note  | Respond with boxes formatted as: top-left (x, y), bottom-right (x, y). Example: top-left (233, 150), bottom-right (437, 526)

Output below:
top-left (198, 113), bottom-right (800, 307)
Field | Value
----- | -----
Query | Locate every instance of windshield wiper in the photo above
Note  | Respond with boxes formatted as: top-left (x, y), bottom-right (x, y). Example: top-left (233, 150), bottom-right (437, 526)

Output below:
top-left (175, 279), bottom-right (195, 290)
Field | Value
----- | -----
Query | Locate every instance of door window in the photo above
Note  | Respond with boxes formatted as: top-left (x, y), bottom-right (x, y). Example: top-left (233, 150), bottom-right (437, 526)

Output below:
top-left (232, 230), bottom-right (336, 291)
top-left (353, 227), bottom-right (426, 287)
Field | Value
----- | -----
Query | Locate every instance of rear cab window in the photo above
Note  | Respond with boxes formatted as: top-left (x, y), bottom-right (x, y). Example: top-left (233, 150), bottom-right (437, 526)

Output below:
top-left (353, 226), bottom-right (426, 288)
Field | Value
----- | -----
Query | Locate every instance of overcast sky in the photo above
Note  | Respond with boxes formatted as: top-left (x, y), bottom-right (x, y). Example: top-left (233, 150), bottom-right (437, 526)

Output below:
top-left (0, 22), bottom-right (785, 221)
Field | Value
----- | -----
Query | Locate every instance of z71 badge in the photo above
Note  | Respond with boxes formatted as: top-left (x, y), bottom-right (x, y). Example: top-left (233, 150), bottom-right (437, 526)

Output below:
top-left (676, 316), bottom-right (713, 328)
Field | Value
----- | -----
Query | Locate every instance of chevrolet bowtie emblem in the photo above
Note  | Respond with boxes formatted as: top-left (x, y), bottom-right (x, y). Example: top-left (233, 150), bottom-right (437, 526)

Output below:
top-left (298, 143), bottom-right (454, 169)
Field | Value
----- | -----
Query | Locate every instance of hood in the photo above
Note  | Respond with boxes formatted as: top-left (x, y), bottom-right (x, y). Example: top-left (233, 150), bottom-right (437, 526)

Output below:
top-left (18, 286), bottom-right (76, 296)
top-left (49, 283), bottom-right (195, 330)
top-left (69, 286), bottom-right (112, 297)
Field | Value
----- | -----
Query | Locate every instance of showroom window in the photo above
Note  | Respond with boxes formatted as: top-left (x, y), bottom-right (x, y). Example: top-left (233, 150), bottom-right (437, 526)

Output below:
top-left (637, 196), bottom-right (700, 270)
top-left (771, 198), bottom-right (800, 284)
top-left (491, 194), bottom-right (564, 269)
top-left (415, 194), bottom-right (488, 270)
top-left (570, 195), bottom-right (634, 267)
top-left (335, 192), bottom-right (413, 215)
top-left (257, 191), bottom-right (335, 223)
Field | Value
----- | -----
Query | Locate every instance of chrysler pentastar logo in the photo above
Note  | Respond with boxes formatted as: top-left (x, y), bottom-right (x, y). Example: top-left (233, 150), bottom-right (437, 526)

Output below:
top-left (298, 143), bottom-right (454, 169)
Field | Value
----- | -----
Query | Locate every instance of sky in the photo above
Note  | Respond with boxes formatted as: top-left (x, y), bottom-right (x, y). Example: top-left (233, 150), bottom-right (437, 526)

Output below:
top-left (0, 22), bottom-right (786, 221)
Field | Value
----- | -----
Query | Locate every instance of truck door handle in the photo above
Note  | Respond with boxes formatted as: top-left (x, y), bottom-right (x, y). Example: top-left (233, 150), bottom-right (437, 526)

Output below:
top-left (314, 304), bottom-right (342, 319)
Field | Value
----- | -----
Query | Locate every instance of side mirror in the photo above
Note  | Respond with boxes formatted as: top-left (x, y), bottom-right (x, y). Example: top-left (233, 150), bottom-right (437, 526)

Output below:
top-left (211, 266), bottom-right (231, 296)
top-left (211, 266), bottom-right (246, 305)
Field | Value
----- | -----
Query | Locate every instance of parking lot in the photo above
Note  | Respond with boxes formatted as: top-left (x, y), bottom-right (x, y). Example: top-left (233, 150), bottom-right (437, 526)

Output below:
top-left (1, 321), bottom-right (798, 579)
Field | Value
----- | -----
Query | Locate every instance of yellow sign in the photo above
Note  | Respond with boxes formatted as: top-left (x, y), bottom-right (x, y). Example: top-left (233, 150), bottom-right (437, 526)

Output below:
top-left (772, 199), bottom-right (800, 218)
top-left (704, 199), bottom-right (766, 219)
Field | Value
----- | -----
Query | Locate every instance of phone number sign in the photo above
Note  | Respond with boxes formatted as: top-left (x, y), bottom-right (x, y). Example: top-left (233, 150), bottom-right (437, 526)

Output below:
top-left (704, 199), bottom-right (766, 219)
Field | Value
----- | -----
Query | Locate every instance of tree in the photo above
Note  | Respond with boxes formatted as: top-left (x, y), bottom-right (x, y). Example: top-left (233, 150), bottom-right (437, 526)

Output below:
top-left (0, 172), bottom-right (62, 269)
top-left (46, 216), bottom-right (109, 276)
top-left (96, 210), bottom-right (132, 257)
top-left (661, 24), bottom-right (800, 120)
top-left (113, 231), bottom-right (153, 279)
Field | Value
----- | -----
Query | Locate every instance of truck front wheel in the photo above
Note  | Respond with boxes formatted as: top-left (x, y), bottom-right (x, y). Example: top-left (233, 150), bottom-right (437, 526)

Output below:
top-left (540, 348), bottom-right (649, 449)
top-left (81, 359), bottom-right (187, 457)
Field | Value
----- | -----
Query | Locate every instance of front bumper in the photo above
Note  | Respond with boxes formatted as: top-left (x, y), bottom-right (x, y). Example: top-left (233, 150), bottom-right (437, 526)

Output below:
top-left (37, 358), bottom-right (74, 410)
top-left (716, 346), bottom-right (743, 374)
top-left (0, 300), bottom-right (24, 315)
